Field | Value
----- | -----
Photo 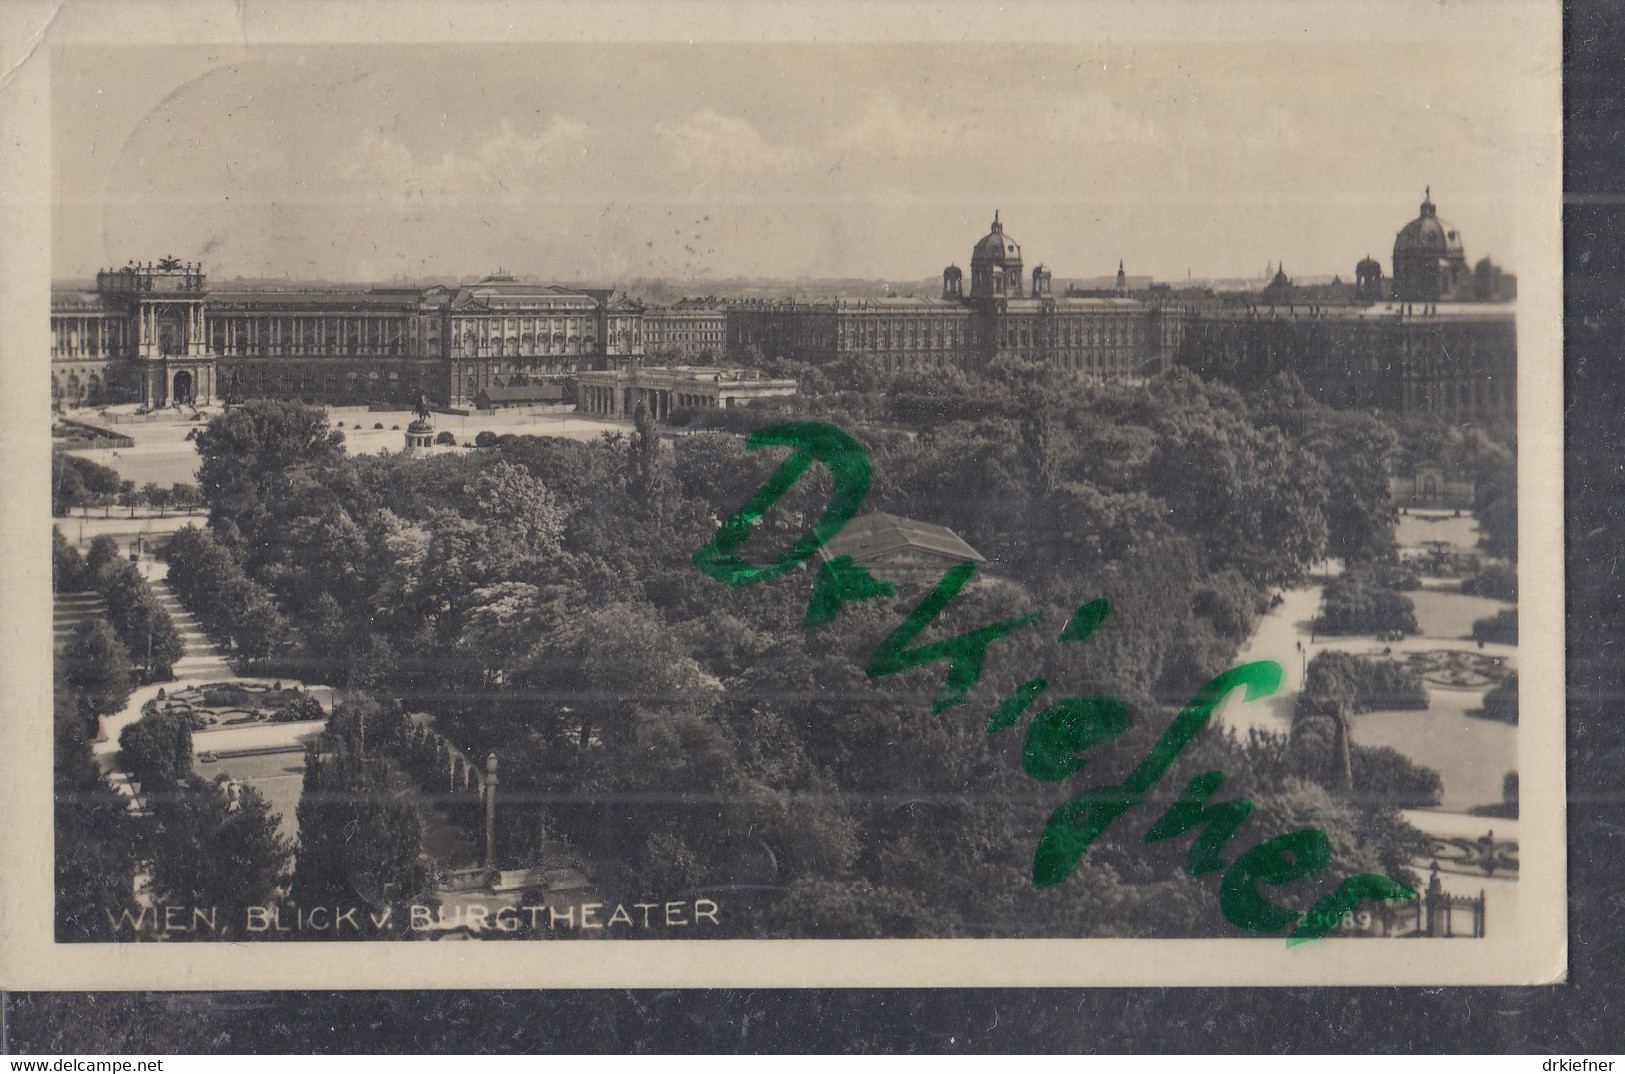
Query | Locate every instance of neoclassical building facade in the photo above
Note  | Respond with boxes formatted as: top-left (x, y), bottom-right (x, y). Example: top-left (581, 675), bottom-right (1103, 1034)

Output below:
top-left (642, 299), bottom-right (727, 360)
top-left (51, 195), bottom-right (1513, 424)
top-left (1176, 191), bottom-right (1516, 422)
top-left (51, 265), bottom-right (651, 411)
top-left (726, 213), bottom-right (1175, 378)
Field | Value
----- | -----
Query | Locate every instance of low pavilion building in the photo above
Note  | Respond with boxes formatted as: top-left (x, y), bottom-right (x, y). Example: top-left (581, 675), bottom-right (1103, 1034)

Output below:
top-left (575, 366), bottom-right (797, 420)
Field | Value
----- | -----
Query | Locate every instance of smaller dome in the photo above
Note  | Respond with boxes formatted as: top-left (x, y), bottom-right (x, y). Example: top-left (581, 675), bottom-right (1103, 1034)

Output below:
top-left (407, 418), bottom-right (435, 434)
top-left (1357, 255), bottom-right (1382, 274)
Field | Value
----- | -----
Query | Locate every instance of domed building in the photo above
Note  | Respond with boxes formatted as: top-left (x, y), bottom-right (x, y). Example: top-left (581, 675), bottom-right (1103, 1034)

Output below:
top-left (1261, 262), bottom-right (1295, 306)
top-left (1392, 187), bottom-right (1468, 303)
top-left (730, 211), bottom-right (1166, 381)
top-left (1354, 254), bottom-right (1385, 302)
top-left (969, 211), bottom-right (1024, 299)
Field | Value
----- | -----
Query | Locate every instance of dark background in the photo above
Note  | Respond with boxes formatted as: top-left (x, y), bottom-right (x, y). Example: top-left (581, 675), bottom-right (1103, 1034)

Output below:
top-left (6, 0), bottom-right (1623, 1053)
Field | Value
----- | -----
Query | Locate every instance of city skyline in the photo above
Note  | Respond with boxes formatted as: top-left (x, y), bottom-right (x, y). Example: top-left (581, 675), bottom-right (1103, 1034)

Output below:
top-left (53, 32), bottom-right (1539, 287)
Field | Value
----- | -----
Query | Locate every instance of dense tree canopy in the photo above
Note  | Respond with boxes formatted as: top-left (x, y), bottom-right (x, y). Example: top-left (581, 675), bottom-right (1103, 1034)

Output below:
top-left (167, 374), bottom-right (1430, 938)
top-left (54, 668), bottom-right (138, 941)
top-left (291, 724), bottom-right (439, 935)
top-left (92, 559), bottom-right (184, 681)
top-left (143, 777), bottom-right (293, 933)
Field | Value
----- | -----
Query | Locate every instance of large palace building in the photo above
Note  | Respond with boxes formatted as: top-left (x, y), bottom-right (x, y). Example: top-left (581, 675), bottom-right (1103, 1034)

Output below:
top-left (51, 193), bottom-right (1514, 423)
top-left (727, 211), bottom-right (1174, 378)
top-left (1175, 190), bottom-right (1516, 422)
top-left (51, 263), bottom-right (648, 411)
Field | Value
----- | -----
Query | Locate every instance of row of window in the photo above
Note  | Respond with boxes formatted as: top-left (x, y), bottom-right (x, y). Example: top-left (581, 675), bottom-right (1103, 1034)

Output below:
top-left (454, 338), bottom-right (597, 357)
top-left (871, 348), bottom-right (1132, 376)
top-left (1411, 378), bottom-right (1511, 408)
top-left (1005, 323), bottom-right (1143, 348)
top-left (648, 330), bottom-right (724, 342)
top-left (222, 368), bottom-right (426, 397)
top-left (52, 372), bottom-right (105, 400)
top-left (210, 318), bottom-right (411, 344)
top-left (833, 317), bottom-right (1150, 352)
top-left (842, 324), bottom-right (965, 350)
top-left (453, 361), bottom-right (575, 376)
top-left (212, 343), bottom-right (412, 357)
top-left (450, 317), bottom-right (591, 336)
top-left (51, 320), bottom-right (130, 357)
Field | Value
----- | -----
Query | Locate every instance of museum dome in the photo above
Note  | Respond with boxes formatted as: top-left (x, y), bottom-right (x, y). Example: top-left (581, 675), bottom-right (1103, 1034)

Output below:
top-left (971, 211), bottom-right (1022, 266)
top-left (1394, 188), bottom-right (1464, 259)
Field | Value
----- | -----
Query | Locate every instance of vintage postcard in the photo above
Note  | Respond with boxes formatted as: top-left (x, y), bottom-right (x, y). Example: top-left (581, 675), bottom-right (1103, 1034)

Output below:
top-left (0, 0), bottom-right (1564, 988)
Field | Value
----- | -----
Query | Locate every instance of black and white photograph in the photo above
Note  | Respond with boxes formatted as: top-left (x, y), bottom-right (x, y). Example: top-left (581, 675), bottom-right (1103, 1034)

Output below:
top-left (0, 0), bottom-right (1564, 989)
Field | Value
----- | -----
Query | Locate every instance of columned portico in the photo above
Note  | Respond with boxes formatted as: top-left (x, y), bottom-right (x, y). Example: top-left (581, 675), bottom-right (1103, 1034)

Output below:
top-left (575, 366), bottom-right (796, 421)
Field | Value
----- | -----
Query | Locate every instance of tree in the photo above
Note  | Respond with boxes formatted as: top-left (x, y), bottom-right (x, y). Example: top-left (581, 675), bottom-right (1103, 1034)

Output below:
top-left (52, 526), bottom-right (85, 592)
top-left (292, 743), bottom-right (437, 932)
top-left (233, 589), bottom-right (294, 668)
top-left (52, 457), bottom-right (90, 518)
top-left (455, 581), bottom-right (549, 684)
top-left (627, 399), bottom-right (664, 501)
top-left (53, 669), bottom-right (138, 941)
top-left (1305, 410), bottom-right (1401, 563)
top-left (1314, 565), bottom-right (1419, 636)
top-left (523, 601), bottom-right (722, 751)
top-left (1349, 745), bottom-right (1443, 809)
top-left (119, 480), bottom-right (140, 519)
top-left (84, 534), bottom-right (122, 579)
top-left (96, 560), bottom-right (185, 680)
top-left (170, 482), bottom-right (202, 514)
top-left (1144, 400), bottom-right (1329, 588)
top-left (52, 455), bottom-right (121, 518)
top-left (144, 776), bottom-right (293, 931)
top-left (1471, 608), bottom-right (1518, 645)
top-left (145, 482), bottom-right (173, 517)
top-left (1461, 564), bottom-right (1518, 602)
top-left (62, 619), bottom-right (134, 719)
top-left (163, 523), bottom-right (291, 668)
top-left (194, 399), bottom-right (345, 535)
top-left (1478, 674), bottom-right (1517, 724)
top-left (118, 708), bottom-right (194, 788)
top-left (468, 460), bottom-right (566, 558)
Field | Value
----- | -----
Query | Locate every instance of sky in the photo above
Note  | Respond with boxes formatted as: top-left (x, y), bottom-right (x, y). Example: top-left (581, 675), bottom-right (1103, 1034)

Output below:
top-left (51, 30), bottom-right (1546, 287)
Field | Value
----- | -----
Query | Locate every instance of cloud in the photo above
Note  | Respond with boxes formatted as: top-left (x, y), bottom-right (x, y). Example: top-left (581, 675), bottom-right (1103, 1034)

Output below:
top-left (655, 107), bottom-right (799, 174)
top-left (828, 90), bottom-right (950, 157)
top-left (460, 117), bottom-right (591, 177)
top-left (348, 117), bottom-right (592, 205)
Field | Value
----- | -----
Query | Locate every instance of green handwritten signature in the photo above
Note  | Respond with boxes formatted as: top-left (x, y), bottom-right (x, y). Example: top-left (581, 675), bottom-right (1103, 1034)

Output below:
top-left (693, 421), bottom-right (1414, 944)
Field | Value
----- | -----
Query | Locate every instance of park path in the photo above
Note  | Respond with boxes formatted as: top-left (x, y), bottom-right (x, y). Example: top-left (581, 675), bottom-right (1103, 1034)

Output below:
top-left (144, 568), bottom-right (234, 682)
top-left (1212, 510), bottom-right (1523, 934)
